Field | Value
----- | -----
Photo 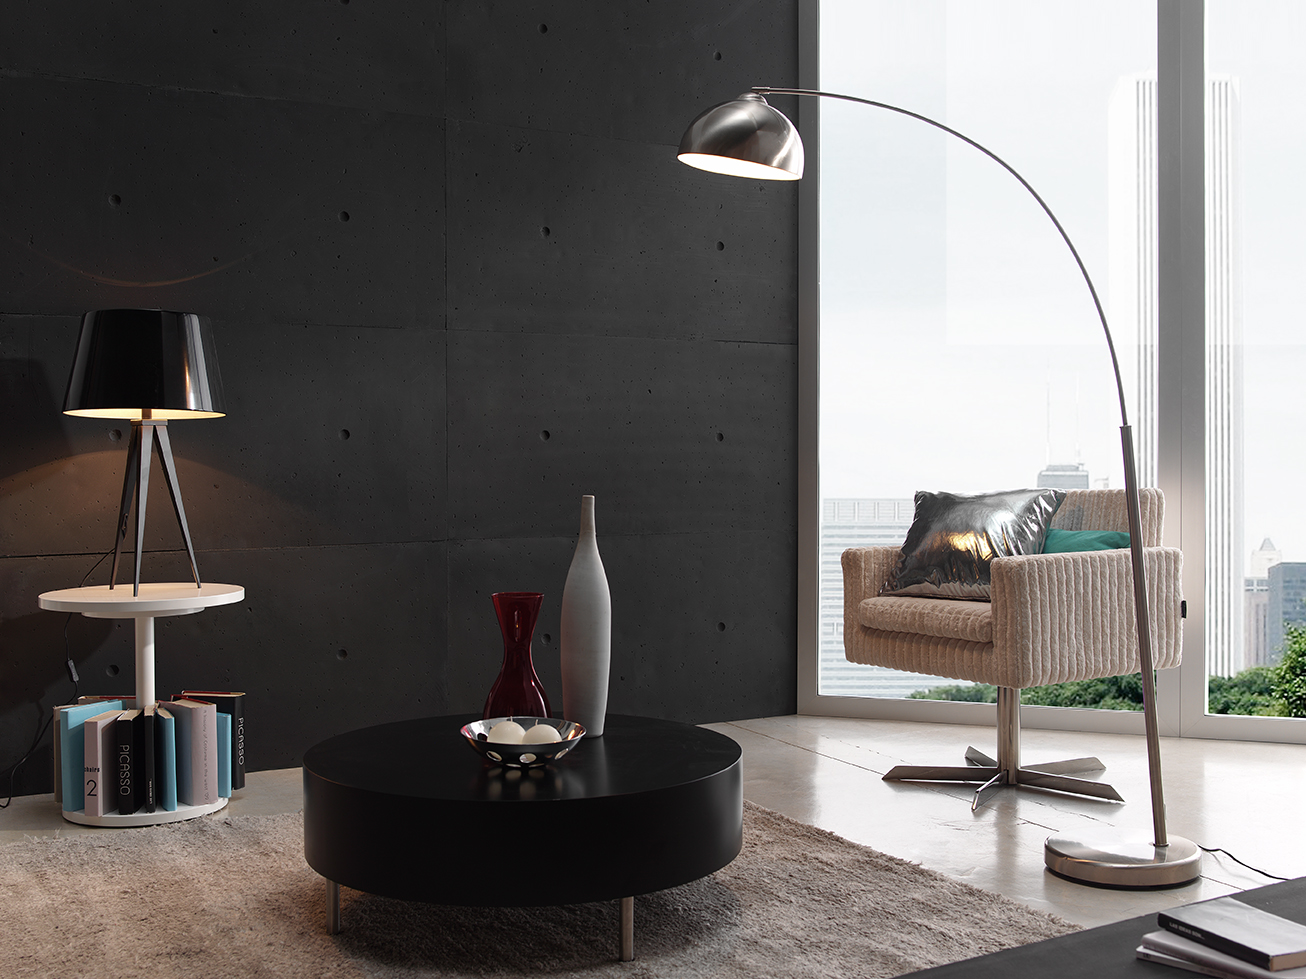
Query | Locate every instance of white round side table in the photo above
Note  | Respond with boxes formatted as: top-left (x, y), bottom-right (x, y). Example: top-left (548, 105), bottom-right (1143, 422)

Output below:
top-left (38, 582), bottom-right (244, 827)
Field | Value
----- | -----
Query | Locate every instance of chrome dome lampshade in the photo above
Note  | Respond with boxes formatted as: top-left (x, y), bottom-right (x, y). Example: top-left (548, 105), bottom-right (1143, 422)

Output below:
top-left (677, 93), bottom-right (805, 180)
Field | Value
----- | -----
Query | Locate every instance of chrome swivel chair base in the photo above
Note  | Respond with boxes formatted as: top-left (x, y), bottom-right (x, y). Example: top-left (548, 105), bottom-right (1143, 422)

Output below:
top-left (881, 687), bottom-right (1124, 812)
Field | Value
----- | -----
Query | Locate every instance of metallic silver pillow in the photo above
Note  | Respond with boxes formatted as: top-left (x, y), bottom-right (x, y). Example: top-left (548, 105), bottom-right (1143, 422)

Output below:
top-left (880, 488), bottom-right (1067, 601)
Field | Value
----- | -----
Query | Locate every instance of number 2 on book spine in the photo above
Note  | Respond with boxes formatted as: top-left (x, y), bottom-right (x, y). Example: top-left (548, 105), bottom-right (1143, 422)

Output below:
top-left (86, 778), bottom-right (97, 798)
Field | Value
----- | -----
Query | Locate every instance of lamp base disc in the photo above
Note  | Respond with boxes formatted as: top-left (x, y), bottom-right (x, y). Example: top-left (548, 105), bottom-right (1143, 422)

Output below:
top-left (1044, 835), bottom-right (1202, 889)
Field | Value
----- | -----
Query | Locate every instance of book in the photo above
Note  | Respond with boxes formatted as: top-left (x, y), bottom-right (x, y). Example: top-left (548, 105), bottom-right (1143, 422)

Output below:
top-left (52, 705), bottom-right (67, 806)
top-left (114, 709), bottom-right (143, 815)
top-left (180, 691), bottom-right (245, 790)
top-left (1139, 944), bottom-right (1241, 978)
top-left (82, 710), bottom-right (124, 818)
top-left (166, 698), bottom-right (219, 806)
top-left (1160, 896), bottom-right (1306, 971)
top-left (58, 699), bottom-right (126, 811)
top-left (56, 697), bottom-right (135, 806)
top-left (1140, 930), bottom-right (1306, 979)
top-left (139, 707), bottom-right (158, 813)
top-left (215, 712), bottom-right (232, 799)
top-left (155, 707), bottom-right (178, 812)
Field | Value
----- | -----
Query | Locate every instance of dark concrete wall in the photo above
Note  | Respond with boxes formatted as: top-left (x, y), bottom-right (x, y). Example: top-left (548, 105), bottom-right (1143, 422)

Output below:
top-left (0, 2), bottom-right (799, 794)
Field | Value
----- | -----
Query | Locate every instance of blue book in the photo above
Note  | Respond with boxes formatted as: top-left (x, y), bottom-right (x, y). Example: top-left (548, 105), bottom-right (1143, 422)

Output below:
top-left (155, 707), bottom-right (178, 812)
top-left (59, 700), bottom-right (125, 811)
top-left (215, 712), bottom-right (232, 798)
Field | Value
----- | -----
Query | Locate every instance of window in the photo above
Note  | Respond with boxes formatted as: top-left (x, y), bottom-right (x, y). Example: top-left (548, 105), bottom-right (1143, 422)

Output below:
top-left (812, 0), bottom-right (1155, 702)
top-left (1200, 0), bottom-right (1306, 722)
top-left (801, 0), bottom-right (1306, 742)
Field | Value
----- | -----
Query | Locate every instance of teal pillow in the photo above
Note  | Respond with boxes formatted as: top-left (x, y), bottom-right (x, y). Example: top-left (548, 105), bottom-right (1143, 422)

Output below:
top-left (1042, 529), bottom-right (1130, 553)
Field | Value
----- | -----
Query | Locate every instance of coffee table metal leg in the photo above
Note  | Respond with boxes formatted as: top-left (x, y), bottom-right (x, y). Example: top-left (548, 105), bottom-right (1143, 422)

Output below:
top-left (327, 879), bottom-right (341, 935)
top-left (620, 896), bottom-right (634, 961)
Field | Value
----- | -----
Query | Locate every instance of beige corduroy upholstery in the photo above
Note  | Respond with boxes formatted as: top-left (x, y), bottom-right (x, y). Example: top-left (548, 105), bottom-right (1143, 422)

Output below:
top-left (841, 488), bottom-right (1184, 808)
top-left (842, 488), bottom-right (1182, 688)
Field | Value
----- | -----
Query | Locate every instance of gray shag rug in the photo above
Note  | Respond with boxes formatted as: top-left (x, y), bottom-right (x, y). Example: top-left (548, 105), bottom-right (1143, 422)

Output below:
top-left (0, 802), bottom-right (1077, 978)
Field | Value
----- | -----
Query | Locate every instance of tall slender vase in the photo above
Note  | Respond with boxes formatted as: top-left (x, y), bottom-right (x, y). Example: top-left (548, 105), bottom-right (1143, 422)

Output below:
top-left (560, 495), bottom-right (612, 736)
top-left (483, 591), bottom-right (551, 719)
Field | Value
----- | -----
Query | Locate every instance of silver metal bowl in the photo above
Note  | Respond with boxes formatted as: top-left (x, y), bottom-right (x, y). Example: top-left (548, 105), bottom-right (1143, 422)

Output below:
top-left (460, 716), bottom-right (586, 768)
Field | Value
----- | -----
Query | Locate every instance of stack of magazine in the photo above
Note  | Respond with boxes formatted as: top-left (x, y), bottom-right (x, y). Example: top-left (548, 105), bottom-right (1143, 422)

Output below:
top-left (1137, 895), bottom-right (1306, 979)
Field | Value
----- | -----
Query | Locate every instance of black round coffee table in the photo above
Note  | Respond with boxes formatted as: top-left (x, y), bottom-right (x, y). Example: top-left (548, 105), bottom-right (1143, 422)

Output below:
top-left (302, 714), bottom-right (743, 961)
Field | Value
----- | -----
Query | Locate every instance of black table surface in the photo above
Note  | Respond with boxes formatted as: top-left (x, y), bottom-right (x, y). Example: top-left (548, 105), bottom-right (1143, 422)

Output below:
top-left (302, 714), bottom-right (743, 906)
top-left (302, 712), bottom-right (740, 804)
top-left (902, 876), bottom-right (1306, 979)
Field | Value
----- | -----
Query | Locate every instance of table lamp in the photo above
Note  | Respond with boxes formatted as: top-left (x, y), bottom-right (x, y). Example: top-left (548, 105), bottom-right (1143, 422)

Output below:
top-left (678, 88), bottom-right (1200, 888)
top-left (63, 308), bottom-right (225, 597)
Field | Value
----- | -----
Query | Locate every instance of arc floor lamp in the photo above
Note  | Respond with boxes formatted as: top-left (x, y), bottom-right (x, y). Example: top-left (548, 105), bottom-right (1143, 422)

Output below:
top-left (679, 88), bottom-right (1201, 888)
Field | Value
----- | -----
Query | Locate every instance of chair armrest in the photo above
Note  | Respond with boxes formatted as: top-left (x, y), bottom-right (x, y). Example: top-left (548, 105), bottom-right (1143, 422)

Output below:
top-left (989, 547), bottom-right (1184, 686)
top-left (841, 547), bottom-right (901, 648)
top-left (841, 547), bottom-right (901, 604)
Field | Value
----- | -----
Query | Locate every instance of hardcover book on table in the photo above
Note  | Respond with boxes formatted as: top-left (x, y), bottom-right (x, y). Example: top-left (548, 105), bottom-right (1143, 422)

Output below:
top-left (82, 710), bottom-right (123, 818)
top-left (215, 712), bottom-right (232, 799)
top-left (115, 709), bottom-right (143, 815)
top-left (52, 705), bottom-right (67, 806)
top-left (57, 699), bottom-right (126, 812)
top-left (1160, 896), bottom-right (1306, 971)
top-left (166, 698), bottom-right (219, 806)
top-left (139, 706), bottom-right (158, 814)
top-left (155, 707), bottom-right (178, 812)
top-left (57, 697), bottom-right (135, 808)
top-left (1140, 929), bottom-right (1306, 979)
top-left (180, 691), bottom-right (245, 790)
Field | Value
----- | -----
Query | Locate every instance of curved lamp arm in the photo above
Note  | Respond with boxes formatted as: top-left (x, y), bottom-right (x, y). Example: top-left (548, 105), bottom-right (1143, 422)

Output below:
top-left (749, 87), bottom-right (1130, 428)
top-left (680, 86), bottom-right (1192, 875)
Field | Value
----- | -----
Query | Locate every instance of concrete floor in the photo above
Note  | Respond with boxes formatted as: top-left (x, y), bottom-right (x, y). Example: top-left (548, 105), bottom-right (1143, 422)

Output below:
top-left (4, 714), bottom-right (1303, 930)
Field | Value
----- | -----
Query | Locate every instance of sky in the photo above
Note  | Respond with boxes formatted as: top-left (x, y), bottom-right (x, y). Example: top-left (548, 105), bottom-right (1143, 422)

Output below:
top-left (817, 0), bottom-right (1306, 573)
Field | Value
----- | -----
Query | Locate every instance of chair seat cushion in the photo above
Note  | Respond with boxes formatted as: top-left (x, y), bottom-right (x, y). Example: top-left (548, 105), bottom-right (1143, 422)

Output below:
top-left (856, 596), bottom-right (994, 644)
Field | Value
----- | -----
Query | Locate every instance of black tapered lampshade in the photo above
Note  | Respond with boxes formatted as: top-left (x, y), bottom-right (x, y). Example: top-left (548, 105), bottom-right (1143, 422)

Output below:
top-left (63, 309), bottom-right (225, 420)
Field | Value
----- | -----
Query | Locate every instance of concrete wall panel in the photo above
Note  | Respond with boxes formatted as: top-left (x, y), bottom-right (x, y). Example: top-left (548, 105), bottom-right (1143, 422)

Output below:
top-left (2, 318), bottom-right (446, 557)
top-left (0, 0), bottom-right (444, 114)
top-left (0, 76), bottom-right (444, 326)
top-left (447, 119), bottom-right (798, 343)
top-left (447, 330), bottom-right (795, 539)
top-left (447, 0), bottom-right (799, 145)
top-left (0, 1), bottom-right (800, 797)
top-left (446, 528), bottom-right (796, 726)
top-left (0, 543), bottom-right (447, 784)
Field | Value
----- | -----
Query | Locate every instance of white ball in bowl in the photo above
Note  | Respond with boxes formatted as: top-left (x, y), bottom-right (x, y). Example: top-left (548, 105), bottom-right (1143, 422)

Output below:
top-left (486, 720), bottom-right (527, 744)
top-left (522, 723), bottom-right (562, 744)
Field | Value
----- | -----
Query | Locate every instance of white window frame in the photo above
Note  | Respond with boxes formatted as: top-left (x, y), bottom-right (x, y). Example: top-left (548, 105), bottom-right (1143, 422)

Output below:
top-left (796, 0), bottom-right (1306, 746)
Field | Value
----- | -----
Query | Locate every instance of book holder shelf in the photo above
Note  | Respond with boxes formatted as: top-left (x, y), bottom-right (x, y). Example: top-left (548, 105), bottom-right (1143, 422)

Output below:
top-left (38, 582), bottom-right (244, 827)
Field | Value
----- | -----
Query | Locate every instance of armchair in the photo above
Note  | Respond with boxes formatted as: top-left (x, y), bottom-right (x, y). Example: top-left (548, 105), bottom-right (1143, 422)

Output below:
top-left (842, 488), bottom-right (1183, 810)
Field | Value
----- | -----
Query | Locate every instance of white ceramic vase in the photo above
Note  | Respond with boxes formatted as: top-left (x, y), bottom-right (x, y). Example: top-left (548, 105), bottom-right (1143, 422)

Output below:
top-left (560, 495), bottom-right (612, 737)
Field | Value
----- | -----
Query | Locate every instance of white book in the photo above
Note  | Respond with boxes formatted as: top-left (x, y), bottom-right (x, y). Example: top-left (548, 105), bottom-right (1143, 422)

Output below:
top-left (1140, 930), bottom-right (1306, 979)
top-left (82, 710), bottom-right (124, 817)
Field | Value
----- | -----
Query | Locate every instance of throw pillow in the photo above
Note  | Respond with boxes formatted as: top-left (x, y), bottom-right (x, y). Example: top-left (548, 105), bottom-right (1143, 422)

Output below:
top-left (1042, 529), bottom-right (1131, 552)
top-left (880, 488), bottom-right (1067, 601)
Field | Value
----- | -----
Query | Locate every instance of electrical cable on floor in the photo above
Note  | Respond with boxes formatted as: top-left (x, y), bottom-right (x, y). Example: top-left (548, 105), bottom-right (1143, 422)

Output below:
top-left (0, 649), bottom-right (79, 809)
top-left (1196, 844), bottom-right (1292, 882)
top-left (0, 549), bottom-right (114, 808)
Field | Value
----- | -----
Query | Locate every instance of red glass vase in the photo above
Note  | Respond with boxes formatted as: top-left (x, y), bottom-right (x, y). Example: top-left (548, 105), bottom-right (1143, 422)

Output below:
top-left (483, 591), bottom-right (552, 718)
